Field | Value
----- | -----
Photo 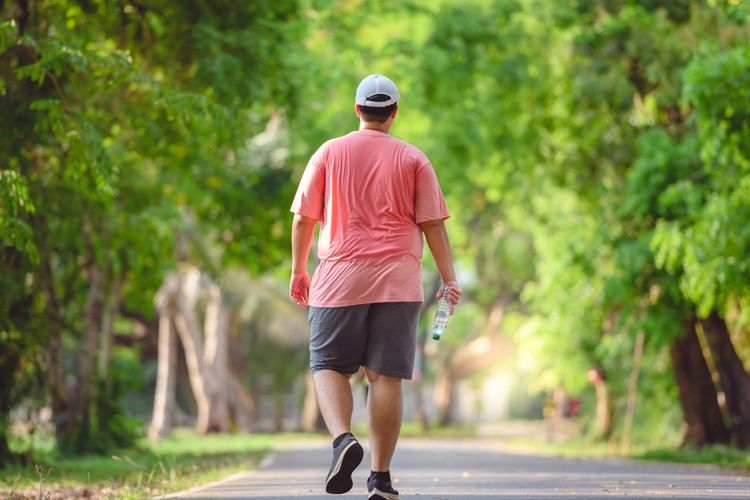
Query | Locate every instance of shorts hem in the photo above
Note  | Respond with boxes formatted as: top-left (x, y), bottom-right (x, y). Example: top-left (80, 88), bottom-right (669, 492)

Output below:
top-left (310, 364), bottom-right (359, 376)
top-left (363, 364), bottom-right (413, 380)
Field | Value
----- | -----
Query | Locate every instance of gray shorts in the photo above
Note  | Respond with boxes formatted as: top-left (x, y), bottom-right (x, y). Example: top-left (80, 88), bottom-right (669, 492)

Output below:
top-left (308, 302), bottom-right (422, 380)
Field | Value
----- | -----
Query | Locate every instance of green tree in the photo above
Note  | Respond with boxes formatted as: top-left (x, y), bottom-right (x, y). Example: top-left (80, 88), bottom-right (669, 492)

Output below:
top-left (0, 0), bottom-right (305, 459)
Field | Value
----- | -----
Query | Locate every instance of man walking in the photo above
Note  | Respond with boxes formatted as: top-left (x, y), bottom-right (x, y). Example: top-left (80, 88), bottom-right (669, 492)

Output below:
top-left (290, 74), bottom-right (462, 499)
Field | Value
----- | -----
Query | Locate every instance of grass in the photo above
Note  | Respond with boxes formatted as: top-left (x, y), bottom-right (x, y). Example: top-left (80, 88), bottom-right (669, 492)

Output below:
top-left (635, 445), bottom-right (750, 470)
top-left (0, 429), bottom-right (322, 499)
top-left (502, 435), bottom-right (750, 471)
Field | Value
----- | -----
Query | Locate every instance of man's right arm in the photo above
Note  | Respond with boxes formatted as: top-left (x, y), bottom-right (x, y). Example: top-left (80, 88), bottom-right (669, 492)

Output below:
top-left (419, 219), bottom-right (462, 307)
top-left (290, 213), bottom-right (317, 308)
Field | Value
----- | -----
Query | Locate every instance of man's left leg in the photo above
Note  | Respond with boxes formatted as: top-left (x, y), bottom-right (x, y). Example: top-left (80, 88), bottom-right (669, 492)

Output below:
top-left (362, 302), bottom-right (421, 500)
top-left (313, 368), bottom-right (364, 494)
top-left (364, 367), bottom-right (403, 500)
top-left (313, 369), bottom-right (354, 438)
top-left (365, 367), bottom-right (402, 471)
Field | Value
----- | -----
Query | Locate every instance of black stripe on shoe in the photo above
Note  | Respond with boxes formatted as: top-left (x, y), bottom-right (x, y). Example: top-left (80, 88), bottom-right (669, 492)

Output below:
top-left (325, 437), bottom-right (364, 494)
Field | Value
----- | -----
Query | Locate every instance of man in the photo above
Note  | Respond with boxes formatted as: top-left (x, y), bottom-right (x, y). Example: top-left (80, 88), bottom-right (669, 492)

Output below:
top-left (289, 74), bottom-right (462, 499)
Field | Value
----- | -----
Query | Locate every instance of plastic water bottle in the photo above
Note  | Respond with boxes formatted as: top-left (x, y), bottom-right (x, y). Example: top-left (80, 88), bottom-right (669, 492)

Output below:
top-left (432, 286), bottom-right (452, 341)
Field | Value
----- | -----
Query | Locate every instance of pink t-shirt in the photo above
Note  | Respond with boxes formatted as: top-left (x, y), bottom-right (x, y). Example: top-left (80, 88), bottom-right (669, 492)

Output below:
top-left (290, 129), bottom-right (450, 307)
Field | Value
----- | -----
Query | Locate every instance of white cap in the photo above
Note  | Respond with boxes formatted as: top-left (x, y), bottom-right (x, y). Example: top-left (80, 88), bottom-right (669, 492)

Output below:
top-left (355, 74), bottom-right (400, 107)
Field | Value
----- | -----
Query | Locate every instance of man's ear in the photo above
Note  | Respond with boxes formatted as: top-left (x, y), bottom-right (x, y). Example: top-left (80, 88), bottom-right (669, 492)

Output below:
top-left (355, 104), bottom-right (362, 118)
top-left (391, 106), bottom-right (398, 120)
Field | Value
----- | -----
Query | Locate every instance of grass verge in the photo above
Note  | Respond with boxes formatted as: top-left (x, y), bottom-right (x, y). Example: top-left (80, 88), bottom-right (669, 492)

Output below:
top-left (0, 429), bottom-right (321, 499)
top-left (635, 445), bottom-right (750, 470)
top-left (503, 435), bottom-right (750, 471)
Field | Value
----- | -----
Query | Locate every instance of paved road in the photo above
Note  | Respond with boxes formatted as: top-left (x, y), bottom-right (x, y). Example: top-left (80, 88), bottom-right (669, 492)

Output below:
top-left (163, 439), bottom-right (750, 499)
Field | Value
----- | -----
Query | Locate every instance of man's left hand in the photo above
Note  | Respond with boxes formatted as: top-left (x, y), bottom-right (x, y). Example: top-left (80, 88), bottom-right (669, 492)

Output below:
top-left (437, 280), bottom-right (463, 315)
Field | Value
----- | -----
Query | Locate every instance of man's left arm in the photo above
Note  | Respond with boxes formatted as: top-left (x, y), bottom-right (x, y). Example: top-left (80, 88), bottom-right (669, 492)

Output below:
top-left (290, 213), bottom-right (317, 307)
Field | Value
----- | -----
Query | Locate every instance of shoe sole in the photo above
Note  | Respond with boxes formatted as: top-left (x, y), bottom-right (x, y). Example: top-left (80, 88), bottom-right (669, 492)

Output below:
top-left (325, 440), bottom-right (364, 494)
top-left (368, 487), bottom-right (400, 500)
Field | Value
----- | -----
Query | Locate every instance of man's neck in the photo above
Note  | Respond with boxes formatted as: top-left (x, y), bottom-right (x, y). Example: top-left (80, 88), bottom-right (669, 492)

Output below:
top-left (359, 121), bottom-right (390, 134)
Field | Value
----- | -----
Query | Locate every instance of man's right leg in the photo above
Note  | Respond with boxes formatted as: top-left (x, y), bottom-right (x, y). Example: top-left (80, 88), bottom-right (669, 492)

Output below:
top-left (309, 305), bottom-right (369, 438)
top-left (308, 304), bottom-right (370, 495)
top-left (313, 369), bottom-right (353, 438)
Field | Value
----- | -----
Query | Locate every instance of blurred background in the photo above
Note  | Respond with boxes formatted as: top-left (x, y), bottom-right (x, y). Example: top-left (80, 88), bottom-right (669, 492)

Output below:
top-left (1, 0), bottom-right (750, 496)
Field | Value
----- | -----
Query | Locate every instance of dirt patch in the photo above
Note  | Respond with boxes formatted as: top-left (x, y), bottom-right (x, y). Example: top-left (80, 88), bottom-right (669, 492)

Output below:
top-left (4, 486), bottom-right (96, 499)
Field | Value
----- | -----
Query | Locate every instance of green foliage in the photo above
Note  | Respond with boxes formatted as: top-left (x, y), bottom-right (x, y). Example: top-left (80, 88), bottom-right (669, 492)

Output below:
top-left (407, 0), bottom-right (750, 450)
top-left (2, 0), bottom-right (750, 464)
top-left (0, 170), bottom-right (37, 261)
top-left (0, 0), bottom-right (308, 459)
top-left (651, 44), bottom-right (750, 318)
top-left (56, 347), bottom-right (146, 455)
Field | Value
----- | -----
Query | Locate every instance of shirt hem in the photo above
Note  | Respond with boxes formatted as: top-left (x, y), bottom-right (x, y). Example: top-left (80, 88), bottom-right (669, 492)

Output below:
top-left (309, 296), bottom-right (424, 308)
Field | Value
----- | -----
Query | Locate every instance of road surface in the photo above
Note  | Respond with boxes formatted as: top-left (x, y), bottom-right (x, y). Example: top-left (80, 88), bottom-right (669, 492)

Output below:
top-left (162, 439), bottom-right (750, 499)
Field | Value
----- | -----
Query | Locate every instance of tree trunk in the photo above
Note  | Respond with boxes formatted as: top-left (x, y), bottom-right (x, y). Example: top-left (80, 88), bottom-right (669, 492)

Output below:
top-left (47, 324), bottom-right (70, 434)
top-left (412, 347), bottom-right (429, 431)
top-left (0, 414), bottom-right (12, 467)
top-left (99, 274), bottom-right (123, 380)
top-left (173, 293), bottom-right (213, 433)
top-left (414, 273), bottom-right (441, 430)
top-left (300, 371), bottom-right (323, 432)
top-left (42, 258), bottom-right (74, 442)
top-left (148, 314), bottom-right (177, 440)
top-left (621, 330), bottom-right (645, 453)
top-left (0, 347), bottom-right (20, 466)
top-left (590, 374), bottom-right (612, 441)
top-left (700, 312), bottom-right (750, 448)
top-left (201, 282), bottom-right (230, 432)
top-left (546, 385), bottom-right (567, 443)
top-left (77, 262), bottom-right (106, 447)
top-left (434, 373), bottom-right (455, 427)
top-left (273, 393), bottom-right (284, 432)
top-left (228, 373), bottom-right (255, 432)
top-left (169, 268), bottom-right (231, 434)
top-left (670, 319), bottom-right (730, 447)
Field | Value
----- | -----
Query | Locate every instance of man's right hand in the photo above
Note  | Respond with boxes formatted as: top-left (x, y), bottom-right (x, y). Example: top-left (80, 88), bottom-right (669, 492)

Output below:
top-left (289, 271), bottom-right (311, 308)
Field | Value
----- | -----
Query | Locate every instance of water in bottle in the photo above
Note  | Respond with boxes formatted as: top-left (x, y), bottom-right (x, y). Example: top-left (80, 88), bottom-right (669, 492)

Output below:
top-left (432, 286), bottom-right (452, 341)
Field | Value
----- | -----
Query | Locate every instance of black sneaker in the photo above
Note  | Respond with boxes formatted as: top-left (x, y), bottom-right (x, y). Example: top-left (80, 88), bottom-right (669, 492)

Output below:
top-left (367, 472), bottom-right (399, 500)
top-left (325, 432), bottom-right (364, 494)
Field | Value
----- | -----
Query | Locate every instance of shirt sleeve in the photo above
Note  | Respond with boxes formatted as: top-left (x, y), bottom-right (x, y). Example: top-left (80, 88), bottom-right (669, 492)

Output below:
top-left (415, 160), bottom-right (450, 224)
top-left (290, 145), bottom-right (326, 220)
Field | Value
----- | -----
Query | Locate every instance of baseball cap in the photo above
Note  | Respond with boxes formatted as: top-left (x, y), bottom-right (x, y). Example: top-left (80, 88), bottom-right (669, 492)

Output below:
top-left (355, 74), bottom-right (400, 107)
